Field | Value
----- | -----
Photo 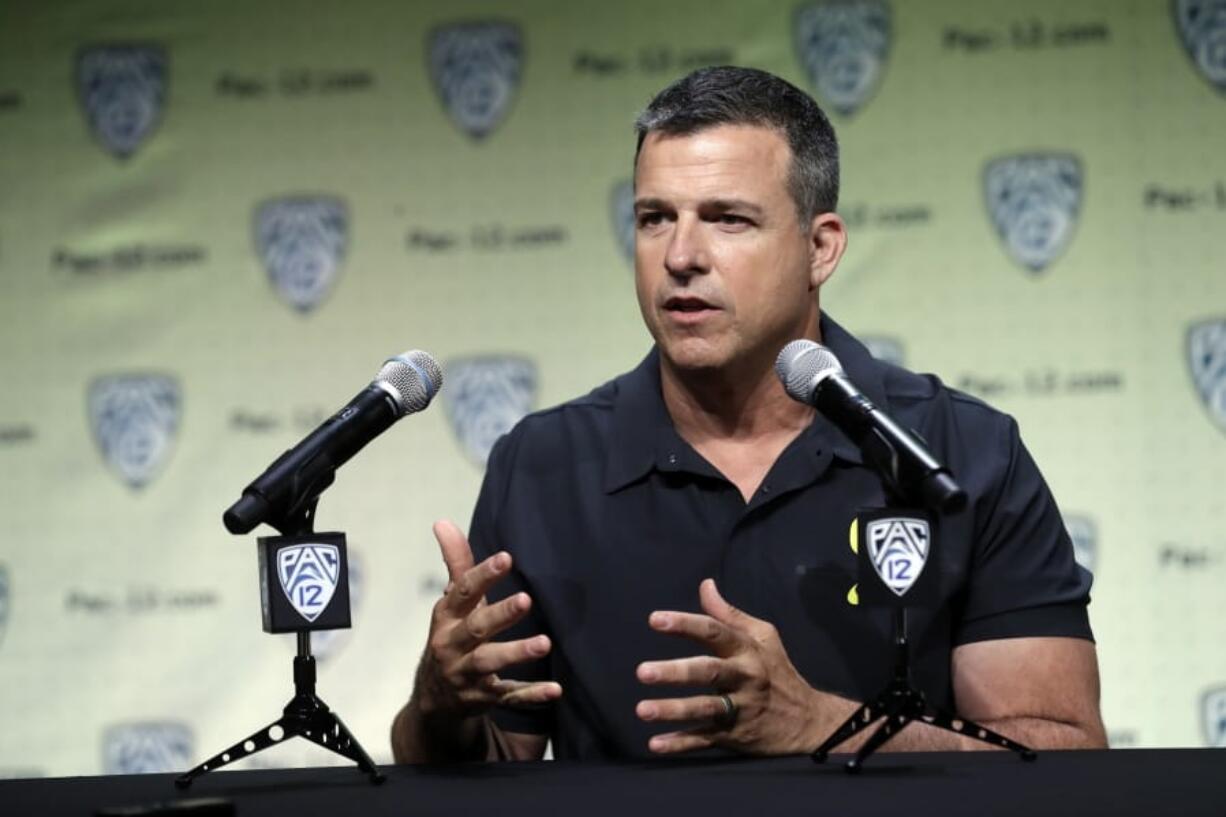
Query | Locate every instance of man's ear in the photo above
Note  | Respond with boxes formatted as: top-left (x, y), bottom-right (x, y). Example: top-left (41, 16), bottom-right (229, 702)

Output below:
top-left (808, 212), bottom-right (847, 290)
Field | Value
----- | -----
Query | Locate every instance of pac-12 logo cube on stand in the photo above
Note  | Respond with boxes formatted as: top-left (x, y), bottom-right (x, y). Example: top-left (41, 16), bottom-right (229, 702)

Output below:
top-left (258, 533), bottom-right (351, 633)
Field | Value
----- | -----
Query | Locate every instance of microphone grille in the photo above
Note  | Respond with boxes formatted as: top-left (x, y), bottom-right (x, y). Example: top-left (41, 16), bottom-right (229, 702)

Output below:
top-left (775, 339), bottom-right (843, 403)
top-left (377, 350), bottom-right (443, 414)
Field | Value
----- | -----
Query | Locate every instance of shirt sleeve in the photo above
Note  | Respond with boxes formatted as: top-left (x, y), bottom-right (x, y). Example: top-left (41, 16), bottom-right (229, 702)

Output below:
top-left (954, 415), bottom-right (1094, 646)
top-left (467, 429), bottom-right (555, 736)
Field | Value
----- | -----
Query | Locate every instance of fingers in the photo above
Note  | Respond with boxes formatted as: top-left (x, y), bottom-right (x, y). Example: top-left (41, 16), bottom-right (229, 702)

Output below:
top-left (459, 634), bottom-right (552, 677)
top-left (648, 609), bottom-right (740, 656)
top-left (698, 578), bottom-right (756, 630)
top-left (442, 549), bottom-right (513, 617)
top-left (453, 591), bottom-right (534, 651)
top-left (636, 693), bottom-right (734, 725)
top-left (481, 677), bottom-right (564, 708)
top-left (647, 729), bottom-right (716, 754)
top-left (637, 655), bottom-right (740, 688)
top-left (433, 519), bottom-right (475, 582)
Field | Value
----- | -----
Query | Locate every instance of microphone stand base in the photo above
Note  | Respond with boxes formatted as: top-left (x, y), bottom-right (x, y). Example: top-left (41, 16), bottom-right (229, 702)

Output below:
top-left (175, 649), bottom-right (384, 789)
top-left (811, 611), bottom-right (1035, 772)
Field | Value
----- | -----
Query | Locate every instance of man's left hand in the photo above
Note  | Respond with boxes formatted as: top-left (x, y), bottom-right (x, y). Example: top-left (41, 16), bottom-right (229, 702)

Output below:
top-left (635, 578), bottom-right (849, 755)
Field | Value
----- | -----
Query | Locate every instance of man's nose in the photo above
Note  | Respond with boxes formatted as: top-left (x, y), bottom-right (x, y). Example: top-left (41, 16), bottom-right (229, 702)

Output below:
top-left (664, 216), bottom-right (708, 278)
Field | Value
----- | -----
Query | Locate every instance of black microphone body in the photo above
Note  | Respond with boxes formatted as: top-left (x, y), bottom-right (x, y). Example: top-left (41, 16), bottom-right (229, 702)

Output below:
top-left (224, 386), bottom-right (399, 534)
top-left (777, 340), bottom-right (967, 514)
top-left (811, 373), bottom-right (966, 514)
top-left (224, 349), bottom-right (442, 535)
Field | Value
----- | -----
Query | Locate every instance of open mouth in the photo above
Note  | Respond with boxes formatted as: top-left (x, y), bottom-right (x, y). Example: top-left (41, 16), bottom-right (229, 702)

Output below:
top-left (664, 296), bottom-right (718, 313)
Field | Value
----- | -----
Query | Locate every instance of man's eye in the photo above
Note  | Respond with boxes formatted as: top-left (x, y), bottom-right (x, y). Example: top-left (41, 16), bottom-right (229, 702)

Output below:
top-left (718, 214), bottom-right (749, 226)
top-left (637, 212), bottom-right (665, 227)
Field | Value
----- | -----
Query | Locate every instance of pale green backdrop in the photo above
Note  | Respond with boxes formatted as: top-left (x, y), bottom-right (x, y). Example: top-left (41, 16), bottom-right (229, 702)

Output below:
top-left (0, 0), bottom-right (1223, 776)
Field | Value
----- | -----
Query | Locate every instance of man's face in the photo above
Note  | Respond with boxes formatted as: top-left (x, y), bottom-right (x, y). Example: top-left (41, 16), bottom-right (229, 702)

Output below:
top-left (633, 124), bottom-right (826, 376)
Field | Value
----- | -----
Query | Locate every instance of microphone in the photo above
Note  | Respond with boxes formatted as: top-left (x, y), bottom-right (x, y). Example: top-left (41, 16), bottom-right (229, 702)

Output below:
top-left (223, 350), bottom-right (443, 534)
top-left (775, 340), bottom-right (966, 514)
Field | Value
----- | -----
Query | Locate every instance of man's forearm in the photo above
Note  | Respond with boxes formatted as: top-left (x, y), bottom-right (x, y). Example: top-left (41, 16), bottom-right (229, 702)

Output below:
top-left (390, 699), bottom-right (490, 764)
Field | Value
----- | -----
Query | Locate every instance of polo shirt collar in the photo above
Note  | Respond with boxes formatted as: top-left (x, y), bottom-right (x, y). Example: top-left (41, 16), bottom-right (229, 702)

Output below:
top-left (603, 314), bottom-right (889, 493)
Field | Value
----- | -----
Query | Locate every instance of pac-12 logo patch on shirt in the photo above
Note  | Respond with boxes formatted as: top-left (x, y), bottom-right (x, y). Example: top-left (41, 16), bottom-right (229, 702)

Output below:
top-left (88, 374), bottom-right (180, 490)
top-left (254, 195), bottom-right (347, 313)
top-left (866, 516), bottom-right (930, 597)
top-left (76, 44), bottom-right (167, 159)
top-left (427, 21), bottom-right (523, 139)
top-left (1188, 318), bottom-right (1226, 434)
top-left (793, 0), bottom-right (891, 117)
top-left (983, 153), bottom-right (1083, 274)
top-left (277, 543), bottom-right (340, 623)
top-left (1174, 0), bottom-right (1226, 94)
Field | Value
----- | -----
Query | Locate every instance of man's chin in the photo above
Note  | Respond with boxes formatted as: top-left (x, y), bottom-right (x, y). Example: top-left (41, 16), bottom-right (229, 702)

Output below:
top-left (658, 340), bottom-right (730, 374)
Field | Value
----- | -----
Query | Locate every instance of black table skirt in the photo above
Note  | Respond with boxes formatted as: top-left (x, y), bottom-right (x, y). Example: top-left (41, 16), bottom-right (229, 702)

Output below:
top-left (3, 750), bottom-right (1223, 817)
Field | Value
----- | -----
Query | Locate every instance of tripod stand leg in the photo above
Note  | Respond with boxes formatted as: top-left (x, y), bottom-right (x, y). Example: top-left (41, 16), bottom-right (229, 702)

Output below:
top-left (812, 697), bottom-right (888, 763)
top-left (919, 711), bottom-right (1037, 760)
top-left (845, 712), bottom-right (908, 774)
top-left (174, 717), bottom-right (290, 789)
top-left (295, 710), bottom-right (385, 784)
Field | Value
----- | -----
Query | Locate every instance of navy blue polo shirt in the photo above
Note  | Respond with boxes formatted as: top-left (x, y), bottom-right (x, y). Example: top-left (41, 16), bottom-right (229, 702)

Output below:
top-left (468, 315), bottom-right (1092, 760)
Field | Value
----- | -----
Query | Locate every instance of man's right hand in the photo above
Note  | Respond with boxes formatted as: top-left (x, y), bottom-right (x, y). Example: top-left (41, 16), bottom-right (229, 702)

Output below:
top-left (392, 520), bottom-right (559, 763)
top-left (415, 519), bottom-right (562, 716)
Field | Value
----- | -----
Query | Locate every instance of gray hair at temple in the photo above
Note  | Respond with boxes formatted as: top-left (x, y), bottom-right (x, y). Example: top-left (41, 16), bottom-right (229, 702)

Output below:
top-left (633, 65), bottom-right (840, 224)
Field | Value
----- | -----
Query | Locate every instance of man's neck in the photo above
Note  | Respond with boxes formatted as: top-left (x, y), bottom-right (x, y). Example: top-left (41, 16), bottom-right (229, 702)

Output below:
top-left (660, 357), bottom-right (815, 445)
top-left (659, 318), bottom-right (823, 446)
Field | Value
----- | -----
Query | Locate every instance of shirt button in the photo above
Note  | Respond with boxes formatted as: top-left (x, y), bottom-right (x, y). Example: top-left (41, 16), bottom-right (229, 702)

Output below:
top-left (667, 453), bottom-right (677, 465)
top-left (761, 485), bottom-right (770, 494)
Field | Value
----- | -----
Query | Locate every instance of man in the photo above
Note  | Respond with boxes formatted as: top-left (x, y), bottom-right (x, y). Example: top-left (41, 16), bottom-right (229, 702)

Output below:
top-left (392, 66), bottom-right (1106, 762)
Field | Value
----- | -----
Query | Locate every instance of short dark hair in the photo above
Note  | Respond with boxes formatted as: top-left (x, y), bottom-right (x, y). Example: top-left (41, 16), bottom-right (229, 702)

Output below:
top-left (634, 66), bottom-right (839, 222)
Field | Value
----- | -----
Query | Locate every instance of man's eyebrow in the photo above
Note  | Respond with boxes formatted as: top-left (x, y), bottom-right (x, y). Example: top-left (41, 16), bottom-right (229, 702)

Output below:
top-left (633, 197), bottom-right (765, 216)
top-left (633, 197), bottom-right (670, 212)
top-left (702, 198), bottom-right (765, 216)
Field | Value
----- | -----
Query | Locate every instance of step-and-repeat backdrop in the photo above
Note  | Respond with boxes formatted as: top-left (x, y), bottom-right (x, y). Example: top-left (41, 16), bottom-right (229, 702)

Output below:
top-left (1, 0), bottom-right (1224, 777)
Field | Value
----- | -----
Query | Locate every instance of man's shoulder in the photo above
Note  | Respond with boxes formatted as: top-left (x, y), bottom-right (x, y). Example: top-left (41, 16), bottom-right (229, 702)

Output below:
top-left (879, 358), bottom-right (1014, 429)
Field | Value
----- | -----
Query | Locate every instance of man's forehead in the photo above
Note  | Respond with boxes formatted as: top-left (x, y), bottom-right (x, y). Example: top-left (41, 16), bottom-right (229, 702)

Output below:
top-left (637, 123), bottom-right (788, 163)
top-left (634, 123), bottom-right (791, 197)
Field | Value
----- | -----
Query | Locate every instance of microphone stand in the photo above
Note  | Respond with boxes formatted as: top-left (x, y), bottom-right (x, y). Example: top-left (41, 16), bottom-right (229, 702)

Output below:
top-left (176, 498), bottom-right (384, 788)
top-left (811, 460), bottom-right (1036, 771)
top-left (811, 605), bottom-right (1036, 772)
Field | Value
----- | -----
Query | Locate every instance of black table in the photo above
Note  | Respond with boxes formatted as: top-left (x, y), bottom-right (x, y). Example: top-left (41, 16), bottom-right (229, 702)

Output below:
top-left (3, 750), bottom-right (1223, 817)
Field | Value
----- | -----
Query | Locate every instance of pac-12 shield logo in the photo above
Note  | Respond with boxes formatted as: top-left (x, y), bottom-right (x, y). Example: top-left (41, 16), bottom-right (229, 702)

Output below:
top-left (1064, 514), bottom-right (1097, 574)
top-left (428, 21), bottom-right (523, 139)
top-left (76, 44), bottom-right (167, 159)
top-left (254, 196), bottom-right (347, 313)
top-left (1203, 686), bottom-right (1226, 746)
top-left (860, 335), bottom-right (905, 366)
top-left (794, 0), bottom-right (891, 117)
top-left (312, 550), bottom-right (361, 661)
top-left (88, 374), bottom-right (180, 490)
top-left (102, 721), bottom-right (193, 774)
top-left (865, 516), bottom-right (929, 596)
top-left (1174, 0), bottom-right (1226, 94)
top-left (444, 356), bottom-right (537, 467)
top-left (983, 153), bottom-right (1083, 274)
top-left (277, 543), bottom-right (340, 623)
top-left (1187, 317), bottom-right (1226, 434)
top-left (610, 179), bottom-right (635, 263)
